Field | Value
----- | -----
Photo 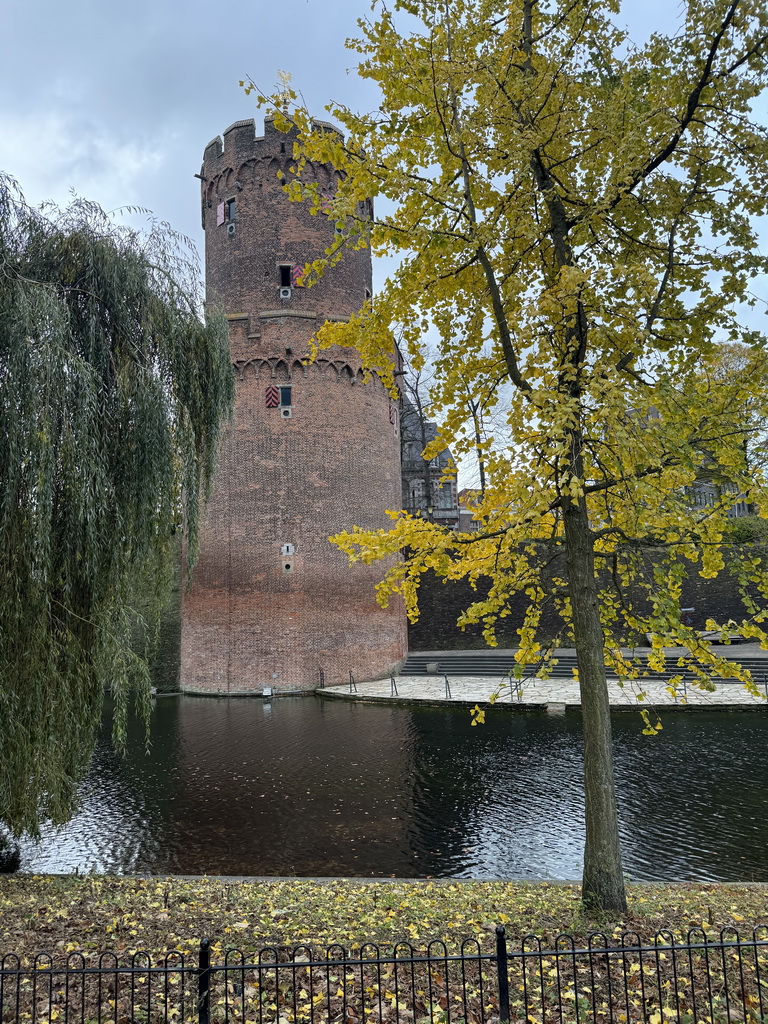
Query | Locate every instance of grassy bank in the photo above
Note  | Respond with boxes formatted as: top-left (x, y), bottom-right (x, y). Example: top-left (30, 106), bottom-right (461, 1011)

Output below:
top-left (1, 877), bottom-right (766, 957)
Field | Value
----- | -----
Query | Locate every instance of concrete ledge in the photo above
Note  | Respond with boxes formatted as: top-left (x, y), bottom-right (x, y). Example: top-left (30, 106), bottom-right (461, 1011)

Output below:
top-left (178, 687), bottom-right (317, 699)
top-left (317, 689), bottom-right (550, 712)
top-left (316, 673), bottom-right (768, 712)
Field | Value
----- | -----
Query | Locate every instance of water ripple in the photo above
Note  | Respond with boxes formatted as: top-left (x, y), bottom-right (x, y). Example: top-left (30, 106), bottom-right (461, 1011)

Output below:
top-left (17, 698), bottom-right (768, 880)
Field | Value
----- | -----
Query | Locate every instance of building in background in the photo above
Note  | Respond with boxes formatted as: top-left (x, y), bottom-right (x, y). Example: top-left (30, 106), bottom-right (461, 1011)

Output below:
top-left (400, 396), bottom-right (459, 527)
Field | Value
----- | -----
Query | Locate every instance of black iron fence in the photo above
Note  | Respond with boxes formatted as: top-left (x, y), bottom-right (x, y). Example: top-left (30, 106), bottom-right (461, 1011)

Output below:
top-left (2, 926), bottom-right (767, 1024)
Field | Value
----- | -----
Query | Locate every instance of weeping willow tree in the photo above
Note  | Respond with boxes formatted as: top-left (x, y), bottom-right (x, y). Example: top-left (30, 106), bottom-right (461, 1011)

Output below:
top-left (0, 175), bottom-right (234, 837)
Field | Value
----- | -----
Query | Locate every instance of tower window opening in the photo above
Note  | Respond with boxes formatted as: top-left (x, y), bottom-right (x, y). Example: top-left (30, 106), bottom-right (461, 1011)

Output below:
top-left (280, 386), bottom-right (292, 407)
top-left (225, 198), bottom-right (236, 221)
top-left (278, 264), bottom-right (292, 287)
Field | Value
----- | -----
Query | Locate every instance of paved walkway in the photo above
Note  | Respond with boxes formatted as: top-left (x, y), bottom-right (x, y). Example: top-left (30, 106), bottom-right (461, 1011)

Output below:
top-left (320, 669), bottom-right (768, 711)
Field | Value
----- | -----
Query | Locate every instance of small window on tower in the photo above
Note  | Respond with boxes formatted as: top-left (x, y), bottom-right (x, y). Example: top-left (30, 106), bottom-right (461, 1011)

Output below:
top-left (280, 386), bottom-right (292, 407)
top-left (225, 198), bottom-right (236, 221)
top-left (278, 265), bottom-right (292, 287)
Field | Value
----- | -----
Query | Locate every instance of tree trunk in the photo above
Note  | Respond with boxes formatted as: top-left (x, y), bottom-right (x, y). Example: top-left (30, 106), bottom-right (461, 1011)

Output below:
top-left (563, 493), bottom-right (627, 914)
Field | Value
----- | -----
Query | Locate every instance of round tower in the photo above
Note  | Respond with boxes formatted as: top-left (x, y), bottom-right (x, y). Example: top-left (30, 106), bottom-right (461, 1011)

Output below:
top-left (180, 116), bottom-right (407, 693)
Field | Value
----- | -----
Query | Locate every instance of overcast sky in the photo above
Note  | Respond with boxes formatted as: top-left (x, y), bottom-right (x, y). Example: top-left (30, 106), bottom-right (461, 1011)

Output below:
top-left (1, 1), bottom-right (381, 267)
top-left (2, 0), bottom-right (693, 290)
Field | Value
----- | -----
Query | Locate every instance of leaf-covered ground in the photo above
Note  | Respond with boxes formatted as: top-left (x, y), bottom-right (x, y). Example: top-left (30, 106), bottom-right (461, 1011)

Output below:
top-left (1, 877), bottom-right (766, 957)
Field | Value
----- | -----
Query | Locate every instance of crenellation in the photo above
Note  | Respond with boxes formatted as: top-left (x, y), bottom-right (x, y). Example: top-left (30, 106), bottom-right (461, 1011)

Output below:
top-left (202, 118), bottom-right (347, 186)
top-left (221, 118), bottom-right (258, 159)
top-left (203, 137), bottom-right (223, 161)
top-left (309, 117), bottom-right (344, 139)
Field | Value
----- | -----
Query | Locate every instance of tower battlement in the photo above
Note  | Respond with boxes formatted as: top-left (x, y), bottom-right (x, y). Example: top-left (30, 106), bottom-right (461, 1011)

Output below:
top-left (203, 115), bottom-right (343, 168)
top-left (199, 117), bottom-right (371, 364)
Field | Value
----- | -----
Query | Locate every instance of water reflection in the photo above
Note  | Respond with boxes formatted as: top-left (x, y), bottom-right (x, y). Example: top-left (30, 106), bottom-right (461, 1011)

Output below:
top-left (614, 712), bottom-right (768, 881)
top-left (17, 697), bottom-right (768, 880)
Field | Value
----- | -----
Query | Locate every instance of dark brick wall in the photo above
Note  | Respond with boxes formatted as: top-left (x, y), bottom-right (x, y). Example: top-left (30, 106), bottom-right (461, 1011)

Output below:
top-left (408, 548), bottom-right (768, 650)
top-left (180, 117), bottom-right (406, 693)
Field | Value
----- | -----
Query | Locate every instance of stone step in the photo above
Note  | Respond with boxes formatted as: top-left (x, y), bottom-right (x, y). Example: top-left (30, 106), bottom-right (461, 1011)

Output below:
top-left (401, 649), bottom-right (768, 684)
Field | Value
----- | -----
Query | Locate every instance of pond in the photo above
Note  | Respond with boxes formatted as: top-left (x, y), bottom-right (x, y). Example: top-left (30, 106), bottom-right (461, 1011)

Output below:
top-left (16, 695), bottom-right (768, 880)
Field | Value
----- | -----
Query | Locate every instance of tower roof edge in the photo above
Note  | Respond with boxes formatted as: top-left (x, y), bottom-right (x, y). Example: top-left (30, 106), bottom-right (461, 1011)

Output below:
top-left (264, 113), bottom-right (344, 142)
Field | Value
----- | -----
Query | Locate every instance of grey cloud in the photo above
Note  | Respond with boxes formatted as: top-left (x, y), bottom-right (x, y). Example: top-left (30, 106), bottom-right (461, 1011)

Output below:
top-left (1, 0), bottom-right (372, 257)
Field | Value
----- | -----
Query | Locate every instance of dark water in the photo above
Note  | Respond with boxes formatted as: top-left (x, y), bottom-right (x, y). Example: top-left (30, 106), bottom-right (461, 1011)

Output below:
top-left (17, 696), bottom-right (768, 880)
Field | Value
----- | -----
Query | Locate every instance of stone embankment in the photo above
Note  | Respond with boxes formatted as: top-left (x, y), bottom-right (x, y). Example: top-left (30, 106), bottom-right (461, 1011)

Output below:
top-left (319, 645), bottom-right (768, 710)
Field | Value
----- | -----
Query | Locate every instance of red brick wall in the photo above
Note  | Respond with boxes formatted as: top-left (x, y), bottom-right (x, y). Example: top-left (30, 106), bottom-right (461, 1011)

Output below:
top-left (180, 117), bottom-right (406, 693)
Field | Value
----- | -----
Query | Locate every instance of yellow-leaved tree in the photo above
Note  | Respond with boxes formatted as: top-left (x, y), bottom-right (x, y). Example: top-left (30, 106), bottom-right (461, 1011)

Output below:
top-left (252, 0), bottom-right (768, 911)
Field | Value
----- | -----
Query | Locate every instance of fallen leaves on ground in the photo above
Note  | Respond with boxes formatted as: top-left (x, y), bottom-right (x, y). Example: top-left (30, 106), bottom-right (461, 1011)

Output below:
top-left (1, 880), bottom-right (767, 1024)
top-left (0, 877), bottom-right (766, 957)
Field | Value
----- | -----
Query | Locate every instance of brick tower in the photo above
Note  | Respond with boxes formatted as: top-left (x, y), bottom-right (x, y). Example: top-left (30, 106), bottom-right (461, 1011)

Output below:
top-left (179, 116), bottom-right (407, 693)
